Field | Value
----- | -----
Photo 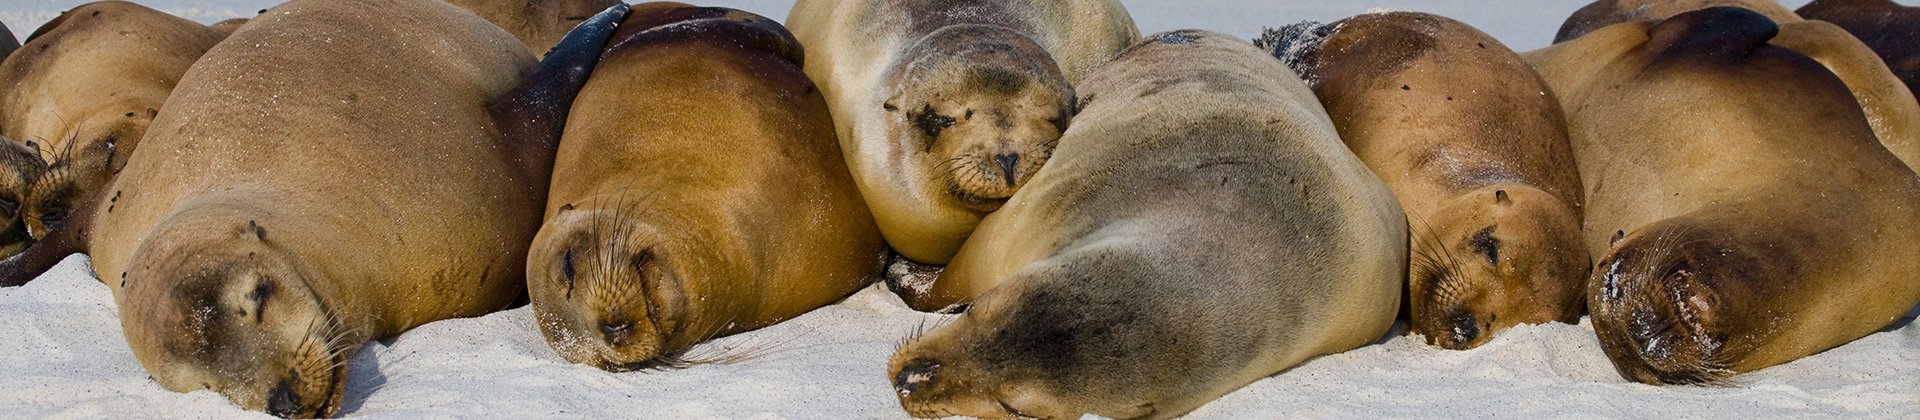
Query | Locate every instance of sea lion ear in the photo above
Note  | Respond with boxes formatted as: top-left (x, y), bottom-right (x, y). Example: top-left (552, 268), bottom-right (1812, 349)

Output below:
top-left (559, 203), bottom-right (575, 212)
top-left (1611, 230), bottom-right (1626, 247)
top-left (1495, 190), bottom-right (1511, 206)
top-left (488, 2), bottom-right (629, 182)
top-left (244, 220), bottom-right (266, 241)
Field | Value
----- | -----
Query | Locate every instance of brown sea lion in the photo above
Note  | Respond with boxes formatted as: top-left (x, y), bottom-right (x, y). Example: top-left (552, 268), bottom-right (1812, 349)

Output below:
top-left (1797, 0), bottom-right (1920, 100)
top-left (1271, 12), bottom-right (1588, 349)
top-left (524, 3), bottom-right (887, 372)
top-left (1555, 0), bottom-right (1802, 43)
top-left (1526, 7), bottom-right (1920, 384)
top-left (785, 0), bottom-right (1140, 266)
top-left (887, 31), bottom-right (1405, 418)
top-left (0, 1), bottom-right (225, 245)
top-left (0, 0), bottom-right (628, 416)
top-left (441, 0), bottom-right (622, 57)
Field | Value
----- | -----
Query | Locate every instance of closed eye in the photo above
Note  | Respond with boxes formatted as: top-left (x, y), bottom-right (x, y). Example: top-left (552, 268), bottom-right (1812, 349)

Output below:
top-left (1471, 226), bottom-right (1499, 266)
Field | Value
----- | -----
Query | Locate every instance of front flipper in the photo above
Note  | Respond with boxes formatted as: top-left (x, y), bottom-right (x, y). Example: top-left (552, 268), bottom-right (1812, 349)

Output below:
top-left (489, 2), bottom-right (631, 188)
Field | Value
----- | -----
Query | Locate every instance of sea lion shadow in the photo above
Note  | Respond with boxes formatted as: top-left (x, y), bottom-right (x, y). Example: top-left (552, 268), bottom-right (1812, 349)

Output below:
top-left (337, 342), bottom-right (393, 415)
top-left (1885, 301), bottom-right (1920, 333)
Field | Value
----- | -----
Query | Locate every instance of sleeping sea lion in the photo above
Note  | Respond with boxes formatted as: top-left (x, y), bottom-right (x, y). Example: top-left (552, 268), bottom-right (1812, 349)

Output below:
top-left (887, 31), bottom-right (1405, 418)
top-left (1271, 12), bottom-right (1589, 349)
top-left (785, 0), bottom-right (1139, 266)
top-left (524, 3), bottom-right (887, 372)
top-left (1526, 7), bottom-right (1920, 384)
top-left (0, 1), bottom-right (226, 245)
top-left (0, 0), bottom-right (628, 416)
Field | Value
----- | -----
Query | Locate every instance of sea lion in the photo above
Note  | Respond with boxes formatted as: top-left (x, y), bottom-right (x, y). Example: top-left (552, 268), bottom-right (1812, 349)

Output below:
top-left (1797, 0), bottom-right (1920, 99)
top-left (785, 0), bottom-right (1139, 265)
top-left (1526, 7), bottom-right (1920, 384)
top-left (1555, 0), bottom-right (1802, 43)
top-left (0, 0), bottom-right (627, 416)
top-left (1268, 12), bottom-right (1588, 349)
top-left (886, 31), bottom-right (1405, 418)
top-left (0, 1), bottom-right (226, 245)
top-left (442, 0), bottom-right (622, 57)
top-left (524, 3), bottom-right (887, 372)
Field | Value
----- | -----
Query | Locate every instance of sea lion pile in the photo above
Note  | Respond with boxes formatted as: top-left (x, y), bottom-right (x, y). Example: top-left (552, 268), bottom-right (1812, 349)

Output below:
top-left (0, 0), bottom-right (1914, 418)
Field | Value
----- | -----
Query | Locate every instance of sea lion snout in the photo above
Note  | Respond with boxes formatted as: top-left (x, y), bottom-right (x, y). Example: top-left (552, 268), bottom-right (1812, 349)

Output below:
top-left (891, 357), bottom-right (941, 396)
top-left (527, 210), bottom-right (688, 372)
top-left (1589, 227), bottom-right (1738, 384)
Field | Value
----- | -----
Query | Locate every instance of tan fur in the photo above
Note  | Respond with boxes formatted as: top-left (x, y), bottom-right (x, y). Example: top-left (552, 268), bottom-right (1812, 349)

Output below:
top-left (1526, 8), bottom-right (1920, 384)
top-left (1297, 12), bottom-right (1588, 349)
top-left (441, 0), bottom-right (621, 57)
top-left (786, 0), bottom-right (1139, 265)
top-left (98, 0), bottom-right (539, 415)
top-left (1555, 0), bottom-right (1803, 43)
top-left (523, 4), bottom-right (886, 372)
top-left (1768, 20), bottom-right (1920, 171)
top-left (0, 1), bottom-right (224, 248)
top-left (887, 31), bottom-right (1405, 419)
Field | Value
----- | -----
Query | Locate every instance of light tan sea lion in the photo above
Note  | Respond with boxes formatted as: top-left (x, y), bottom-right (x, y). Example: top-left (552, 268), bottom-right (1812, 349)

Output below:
top-left (524, 3), bottom-right (887, 372)
top-left (1526, 7), bottom-right (1920, 384)
top-left (1798, 0), bottom-right (1920, 97)
top-left (785, 0), bottom-right (1140, 265)
top-left (886, 31), bottom-right (1406, 418)
top-left (0, 1), bottom-right (225, 244)
top-left (0, 0), bottom-right (629, 416)
top-left (1269, 12), bottom-right (1588, 349)
top-left (1555, 0), bottom-right (1803, 43)
top-left (441, 0), bottom-right (621, 57)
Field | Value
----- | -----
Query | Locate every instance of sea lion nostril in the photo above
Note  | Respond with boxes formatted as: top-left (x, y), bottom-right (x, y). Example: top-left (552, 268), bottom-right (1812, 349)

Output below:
top-left (1450, 314), bottom-right (1480, 344)
top-left (600, 321), bottom-right (633, 344)
top-left (266, 380), bottom-right (300, 417)
top-left (893, 357), bottom-right (942, 395)
top-left (994, 152), bottom-right (1019, 187)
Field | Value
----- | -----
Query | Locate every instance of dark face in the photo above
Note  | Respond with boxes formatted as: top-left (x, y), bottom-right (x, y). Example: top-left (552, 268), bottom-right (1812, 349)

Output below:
top-left (527, 208), bottom-right (693, 372)
top-left (0, 138), bottom-right (47, 255)
top-left (1587, 225), bottom-right (1742, 384)
top-left (124, 232), bottom-right (350, 418)
top-left (24, 122), bottom-right (134, 239)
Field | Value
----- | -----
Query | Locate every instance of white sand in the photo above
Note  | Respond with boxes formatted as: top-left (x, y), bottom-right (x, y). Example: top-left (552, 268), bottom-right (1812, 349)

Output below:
top-left (4, 254), bottom-right (1915, 418)
top-left (0, 0), bottom-right (1916, 418)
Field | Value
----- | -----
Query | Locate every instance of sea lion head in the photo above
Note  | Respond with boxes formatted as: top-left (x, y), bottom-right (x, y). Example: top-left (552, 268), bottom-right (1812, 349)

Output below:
top-left (1410, 186), bottom-right (1587, 349)
top-left (527, 204), bottom-right (705, 372)
top-left (887, 257), bottom-right (1180, 420)
top-left (121, 220), bottom-right (349, 418)
top-left (0, 138), bottom-right (45, 256)
top-left (1587, 222), bottom-right (1755, 385)
top-left (882, 24), bottom-right (1074, 213)
top-left (21, 112), bottom-right (147, 240)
